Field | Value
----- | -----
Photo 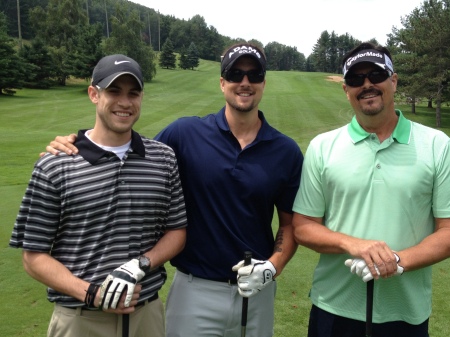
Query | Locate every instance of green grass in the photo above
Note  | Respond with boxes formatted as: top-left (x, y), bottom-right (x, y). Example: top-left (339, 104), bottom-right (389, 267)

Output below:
top-left (1, 60), bottom-right (450, 336)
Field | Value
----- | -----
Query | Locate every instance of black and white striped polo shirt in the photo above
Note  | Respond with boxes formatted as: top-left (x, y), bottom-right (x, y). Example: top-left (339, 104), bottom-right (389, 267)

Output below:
top-left (10, 129), bottom-right (187, 306)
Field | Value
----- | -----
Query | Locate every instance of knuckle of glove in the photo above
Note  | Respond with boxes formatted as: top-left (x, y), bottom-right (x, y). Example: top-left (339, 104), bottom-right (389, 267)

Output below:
top-left (233, 258), bottom-right (260, 272)
top-left (238, 288), bottom-right (255, 298)
top-left (362, 273), bottom-right (374, 282)
top-left (361, 266), bottom-right (374, 282)
top-left (239, 274), bottom-right (263, 291)
top-left (121, 259), bottom-right (145, 279)
top-left (111, 270), bottom-right (138, 284)
top-left (237, 280), bottom-right (251, 290)
top-left (237, 265), bottom-right (254, 276)
top-left (255, 261), bottom-right (276, 273)
top-left (355, 260), bottom-right (367, 276)
top-left (232, 261), bottom-right (244, 271)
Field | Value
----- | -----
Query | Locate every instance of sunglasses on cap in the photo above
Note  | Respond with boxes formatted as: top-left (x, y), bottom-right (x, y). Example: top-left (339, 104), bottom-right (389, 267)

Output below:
top-left (222, 69), bottom-right (265, 83)
top-left (345, 70), bottom-right (391, 87)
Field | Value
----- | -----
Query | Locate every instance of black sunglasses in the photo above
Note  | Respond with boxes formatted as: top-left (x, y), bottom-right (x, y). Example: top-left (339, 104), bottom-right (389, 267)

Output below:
top-left (345, 70), bottom-right (391, 87)
top-left (222, 69), bottom-right (265, 83)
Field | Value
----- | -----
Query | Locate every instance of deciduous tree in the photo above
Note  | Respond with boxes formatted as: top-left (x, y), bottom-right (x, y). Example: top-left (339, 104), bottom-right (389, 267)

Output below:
top-left (103, 3), bottom-right (157, 81)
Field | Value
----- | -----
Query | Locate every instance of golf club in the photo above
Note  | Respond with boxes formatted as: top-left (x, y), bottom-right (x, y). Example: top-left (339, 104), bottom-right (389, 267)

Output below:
top-left (241, 251), bottom-right (252, 337)
top-left (366, 279), bottom-right (374, 337)
top-left (123, 313), bottom-right (129, 337)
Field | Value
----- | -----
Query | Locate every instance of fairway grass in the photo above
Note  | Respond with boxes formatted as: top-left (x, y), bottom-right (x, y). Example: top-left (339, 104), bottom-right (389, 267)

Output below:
top-left (1, 59), bottom-right (449, 336)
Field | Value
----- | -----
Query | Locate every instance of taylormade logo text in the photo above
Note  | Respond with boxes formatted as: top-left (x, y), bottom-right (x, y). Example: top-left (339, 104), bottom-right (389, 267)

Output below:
top-left (346, 51), bottom-right (383, 67)
top-left (228, 46), bottom-right (262, 59)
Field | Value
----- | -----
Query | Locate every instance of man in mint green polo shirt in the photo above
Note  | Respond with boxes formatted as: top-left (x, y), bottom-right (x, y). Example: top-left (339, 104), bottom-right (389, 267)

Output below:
top-left (292, 42), bottom-right (450, 337)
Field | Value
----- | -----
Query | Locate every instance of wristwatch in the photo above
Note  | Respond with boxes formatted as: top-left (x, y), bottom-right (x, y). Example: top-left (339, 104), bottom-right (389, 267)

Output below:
top-left (138, 255), bottom-right (151, 273)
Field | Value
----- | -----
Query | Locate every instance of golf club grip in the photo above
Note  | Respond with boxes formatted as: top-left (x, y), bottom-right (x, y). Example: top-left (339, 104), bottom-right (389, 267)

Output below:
top-left (366, 279), bottom-right (374, 337)
top-left (244, 251), bottom-right (252, 266)
top-left (241, 251), bottom-right (252, 334)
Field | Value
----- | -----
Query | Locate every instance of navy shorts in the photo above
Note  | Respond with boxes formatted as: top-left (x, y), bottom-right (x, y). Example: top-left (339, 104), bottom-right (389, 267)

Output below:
top-left (308, 305), bottom-right (429, 337)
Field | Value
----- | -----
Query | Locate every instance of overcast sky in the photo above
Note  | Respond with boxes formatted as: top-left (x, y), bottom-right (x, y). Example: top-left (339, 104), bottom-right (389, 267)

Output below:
top-left (129, 0), bottom-right (425, 56)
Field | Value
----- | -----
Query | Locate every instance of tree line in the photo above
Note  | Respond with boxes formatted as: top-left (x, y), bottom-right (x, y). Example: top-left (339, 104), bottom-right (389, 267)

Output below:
top-left (1, 0), bottom-right (449, 126)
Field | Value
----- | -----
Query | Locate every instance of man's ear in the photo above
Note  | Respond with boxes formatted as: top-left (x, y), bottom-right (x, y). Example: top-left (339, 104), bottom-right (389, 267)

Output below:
top-left (219, 77), bottom-right (225, 93)
top-left (391, 73), bottom-right (398, 93)
top-left (88, 85), bottom-right (100, 103)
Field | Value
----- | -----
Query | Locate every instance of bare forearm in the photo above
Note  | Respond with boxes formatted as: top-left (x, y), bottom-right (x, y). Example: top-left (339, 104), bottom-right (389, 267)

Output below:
top-left (398, 221), bottom-right (450, 272)
top-left (143, 228), bottom-right (186, 268)
top-left (23, 251), bottom-right (148, 313)
top-left (293, 216), bottom-right (356, 254)
top-left (22, 251), bottom-right (88, 302)
top-left (269, 212), bottom-right (298, 277)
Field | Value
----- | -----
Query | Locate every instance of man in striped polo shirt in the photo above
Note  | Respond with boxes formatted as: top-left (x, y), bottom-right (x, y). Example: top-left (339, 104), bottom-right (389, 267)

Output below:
top-left (9, 54), bottom-right (187, 337)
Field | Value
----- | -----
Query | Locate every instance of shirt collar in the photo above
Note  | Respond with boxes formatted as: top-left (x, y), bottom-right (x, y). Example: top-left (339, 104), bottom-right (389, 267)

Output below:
top-left (216, 106), bottom-right (275, 141)
top-left (76, 129), bottom-right (145, 164)
top-left (347, 109), bottom-right (411, 144)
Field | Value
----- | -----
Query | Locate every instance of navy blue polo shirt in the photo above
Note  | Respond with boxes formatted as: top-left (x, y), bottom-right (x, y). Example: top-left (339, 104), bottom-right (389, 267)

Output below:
top-left (155, 107), bottom-right (303, 281)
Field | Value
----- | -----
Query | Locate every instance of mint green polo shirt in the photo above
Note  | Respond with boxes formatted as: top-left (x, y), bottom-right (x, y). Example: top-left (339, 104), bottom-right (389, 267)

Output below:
top-left (293, 110), bottom-right (450, 324)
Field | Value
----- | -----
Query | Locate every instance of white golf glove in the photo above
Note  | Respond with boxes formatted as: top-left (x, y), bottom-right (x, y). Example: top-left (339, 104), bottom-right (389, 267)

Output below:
top-left (232, 259), bottom-right (276, 298)
top-left (99, 259), bottom-right (145, 309)
top-left (344, 259), bottom-right (378, 282)
top-left (344, 254), bottom-right (404, 282)
top-left (232, 258), bottom-right (260, 271)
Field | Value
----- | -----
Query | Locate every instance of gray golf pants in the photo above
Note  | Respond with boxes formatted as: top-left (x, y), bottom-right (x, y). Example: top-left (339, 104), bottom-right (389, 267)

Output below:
top-left (165, 270), bottom-right (276, 337)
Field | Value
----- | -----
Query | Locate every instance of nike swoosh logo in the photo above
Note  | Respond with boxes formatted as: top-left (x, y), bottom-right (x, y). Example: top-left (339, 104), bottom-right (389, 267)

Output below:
top-left (115, 60), bottom-right (130, 65)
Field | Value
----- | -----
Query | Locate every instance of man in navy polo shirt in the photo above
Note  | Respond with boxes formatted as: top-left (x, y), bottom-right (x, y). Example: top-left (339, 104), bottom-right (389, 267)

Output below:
top-left (42, 43), bottom-right (303, 337)
top-left (156, 43), bottom-right (303, 337)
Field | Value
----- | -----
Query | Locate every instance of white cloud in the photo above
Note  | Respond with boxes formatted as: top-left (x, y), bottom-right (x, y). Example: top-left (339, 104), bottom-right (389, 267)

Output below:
top-left (130, 0), bottom-right (424, 56)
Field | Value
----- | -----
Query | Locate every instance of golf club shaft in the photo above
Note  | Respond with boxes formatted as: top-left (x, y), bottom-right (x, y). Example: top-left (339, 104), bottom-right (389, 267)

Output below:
top-left (123, 313), bottom-right (129, 337)
top-left (366, 279), bottom-right (374, 337)
top-left (241, 251), bottom-right (252, 337)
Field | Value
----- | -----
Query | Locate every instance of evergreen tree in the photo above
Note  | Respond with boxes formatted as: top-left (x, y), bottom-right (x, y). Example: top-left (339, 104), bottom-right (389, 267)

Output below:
top-left (0, 0), bottom-right (47, 40)
top-left (29, 0), bottom-right (89, 85)
top-left (264, 42), bottom-right (305, 71)
top-left (203, 26), bottom-right (225, 61)
top-left (311, 31), bottom-right (331, 73)
top-left (69, 23), bottom-right (104, 80)
top-left (265, 42), bottom-right (283, 70)
top-left (19, 38), bottom-right (55, 89)
top-left (389, 0), bottom-right (450, 126)
top-left (305, 55), bottom-right (316, 72)
top-left (159, 38), bottom-right (176, 69)
top-left (186, 42), bottom-right (199, 70)
top-left (0, 12), bottom-right (29, 95)
top-left (178, 46), bottom-right (189, 70)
